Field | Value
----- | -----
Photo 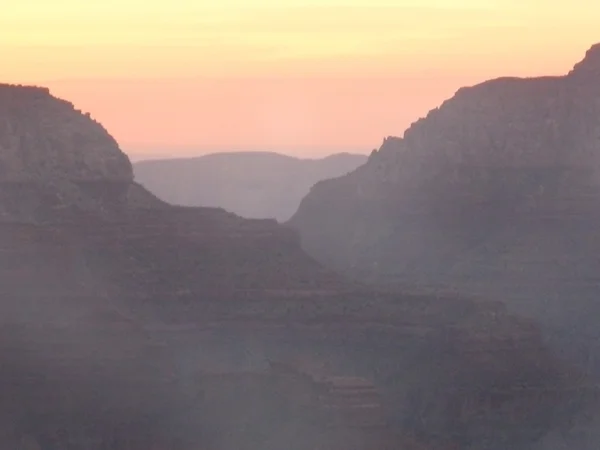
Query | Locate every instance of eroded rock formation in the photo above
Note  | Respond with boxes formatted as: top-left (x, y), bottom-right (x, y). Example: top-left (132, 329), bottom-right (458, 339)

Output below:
top-left (0, 84), bottom-right (131, 183)
top-left (289, 43), bottom-right (600, 374)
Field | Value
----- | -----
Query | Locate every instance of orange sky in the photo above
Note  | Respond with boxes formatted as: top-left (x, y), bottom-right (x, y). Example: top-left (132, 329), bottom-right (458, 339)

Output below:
top-left (2, 0), bottom-right (599, 158)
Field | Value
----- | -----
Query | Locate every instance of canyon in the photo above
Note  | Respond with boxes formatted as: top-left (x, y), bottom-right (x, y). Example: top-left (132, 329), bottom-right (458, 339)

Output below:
top-left (133, 151), bottom-right (367, 222)
top-left (1, 62), bottom-right (600, 450)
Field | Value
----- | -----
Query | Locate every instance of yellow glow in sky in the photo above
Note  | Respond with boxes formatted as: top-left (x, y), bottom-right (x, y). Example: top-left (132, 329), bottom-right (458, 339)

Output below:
top-left (4, 0), bottom-right (598, 80)
top-left (1, 0), bottom-right (599, 155)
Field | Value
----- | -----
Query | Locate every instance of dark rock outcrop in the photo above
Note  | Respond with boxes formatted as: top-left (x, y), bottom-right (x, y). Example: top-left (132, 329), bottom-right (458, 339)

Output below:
top-left (0, 83), bottom-right (597, 449)
top-left (289, 43), bottom-right (600, 372)
top-left (0, 84), bottom-right (162, 221)
top-left (0, 84), bottom-right (131, 183)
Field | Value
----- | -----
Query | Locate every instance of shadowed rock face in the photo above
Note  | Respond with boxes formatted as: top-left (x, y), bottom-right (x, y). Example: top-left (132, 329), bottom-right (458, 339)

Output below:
top-left (289, 43), bottom-right (600, 371)
top-left (0, 84), bottom-right (598, 449)
top-left (0, 84), bottom-right (132, 183)
top-left (0, 84), bottom-right (161, 221)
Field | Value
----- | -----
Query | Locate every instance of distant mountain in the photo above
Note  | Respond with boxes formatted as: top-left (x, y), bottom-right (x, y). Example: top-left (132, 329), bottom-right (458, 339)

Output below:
top-left (133, 151), bottom-right (368, 221)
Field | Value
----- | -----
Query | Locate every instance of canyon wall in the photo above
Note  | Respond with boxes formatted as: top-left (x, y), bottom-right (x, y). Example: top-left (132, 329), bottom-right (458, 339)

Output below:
top-left (289, 44), bottom-right (600, 374)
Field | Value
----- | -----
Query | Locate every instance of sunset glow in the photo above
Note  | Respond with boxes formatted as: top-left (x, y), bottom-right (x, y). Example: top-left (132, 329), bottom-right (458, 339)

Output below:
top-left (2, 0), bottom-right (598, 157)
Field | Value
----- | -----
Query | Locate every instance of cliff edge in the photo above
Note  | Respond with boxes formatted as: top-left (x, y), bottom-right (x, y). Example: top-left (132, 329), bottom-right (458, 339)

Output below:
top-left (0, 84), bottom-right (162, 220)
top-left (0, 84), bottom-right (132, 182)
top-left (289, 43), bottom-right (600, 372)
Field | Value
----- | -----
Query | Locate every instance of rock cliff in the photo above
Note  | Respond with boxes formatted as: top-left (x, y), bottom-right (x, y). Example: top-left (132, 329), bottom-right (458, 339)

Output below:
top-left (0, 83), bottom-right (598, 449)
top-left (0, 84), bottom-right (161, 221)
top-left (289, 43), bottom-right (600, 372)
top-left (0, 84), bottom-right (131, 182)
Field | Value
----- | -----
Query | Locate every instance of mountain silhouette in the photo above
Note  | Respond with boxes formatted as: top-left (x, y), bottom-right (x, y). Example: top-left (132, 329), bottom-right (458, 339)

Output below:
top-left (289, 43), bottom-right (600, 373)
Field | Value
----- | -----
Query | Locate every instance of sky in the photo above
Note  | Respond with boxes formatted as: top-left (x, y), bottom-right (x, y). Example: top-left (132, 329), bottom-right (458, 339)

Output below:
top-left (2, 0), bottom-right (599, 158)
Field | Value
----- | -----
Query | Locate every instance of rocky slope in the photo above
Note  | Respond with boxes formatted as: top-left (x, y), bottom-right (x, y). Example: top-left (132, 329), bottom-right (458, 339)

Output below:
top-left (133, 151), bottom-right (367, 221)
top-left (0, 84), bottom-right (131, 183)
top-left (289, 43), bottom-right (600, 372)
top-left (0, 83), bottom-right (598, 449)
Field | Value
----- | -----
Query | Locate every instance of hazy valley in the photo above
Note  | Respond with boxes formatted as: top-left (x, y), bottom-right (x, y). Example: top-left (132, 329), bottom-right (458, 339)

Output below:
top-left (133, 151), bottom-right (367, 221)
top-left (1, 42), bottom-right (600, 450)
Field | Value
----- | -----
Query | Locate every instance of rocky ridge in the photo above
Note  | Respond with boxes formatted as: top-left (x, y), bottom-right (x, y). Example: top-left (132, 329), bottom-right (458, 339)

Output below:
top-left (0, 84), bottom-right (131, 182)
top-left (289, 44), bottom-right (600, 373)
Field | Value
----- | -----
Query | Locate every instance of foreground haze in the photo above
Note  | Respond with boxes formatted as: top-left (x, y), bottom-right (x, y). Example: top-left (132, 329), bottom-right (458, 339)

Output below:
top-left (3, 0), bottom-right (599, 157)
